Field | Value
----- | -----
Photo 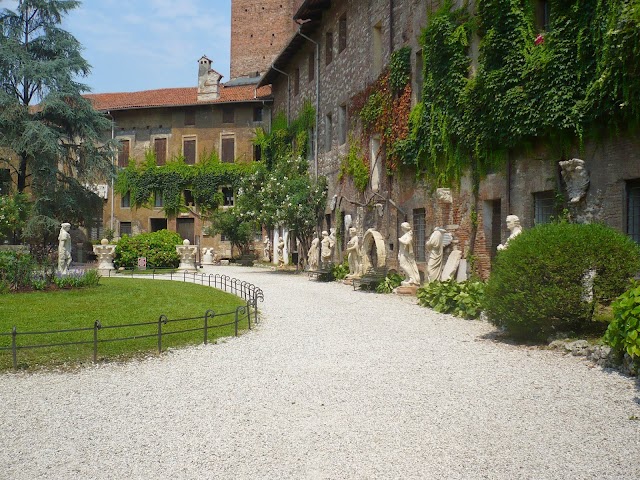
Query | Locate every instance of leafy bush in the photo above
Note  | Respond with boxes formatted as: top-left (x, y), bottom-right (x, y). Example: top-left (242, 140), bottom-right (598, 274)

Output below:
top-left (114, 229), bottom-right (182, 269)
top-left (53, 269), bottom-right (101, 289)
top-left (331, 261), bottom-right (349, 281)
top-left (0, 250), bottom-right (36, 291)
top-left (417, 279), bottom-right (485, 319)
top-left (604, 281), bottom-right (640, 360)
top-left (376, 273), bottom-right (404, 293)
top-left (485, 223), bottom-right (640, 341)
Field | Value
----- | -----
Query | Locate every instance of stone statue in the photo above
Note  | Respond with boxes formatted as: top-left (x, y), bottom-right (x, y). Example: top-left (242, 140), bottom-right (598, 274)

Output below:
top-left (398, 222), bottom-right (421, 286)
top-left (329, 228), bottom-right (337, 261)
top-left (176, 239), bottom-right (197, 270)
top-left (201, 248), bottom-right (215, 266)
top-left (277, 237), bottom-right (285, 266)
top-left (307, 237), bottom-right (320, 270)
top-left (559, 158), bottom-right (590, 204)
top-left (320, 230), bottom-right (332, 267)
top-left (440, 239), bottom-right (462, 281)
top-left (426, 227), bottom-right (447, 282)
top-left (93, 238), bottom-right (116, 271)
top-left (497, 215), bottom-right (523, 251)
top-left (262, 236), bottom-right (271, 262)
top-left (345, 227), bottom-right (361, 279)
top-left (57, 222), bottom-right (72, 275)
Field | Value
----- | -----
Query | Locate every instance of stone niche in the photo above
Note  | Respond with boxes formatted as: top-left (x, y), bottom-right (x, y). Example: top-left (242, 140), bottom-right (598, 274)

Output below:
top-left (361, 229), bottom-right (386, 272)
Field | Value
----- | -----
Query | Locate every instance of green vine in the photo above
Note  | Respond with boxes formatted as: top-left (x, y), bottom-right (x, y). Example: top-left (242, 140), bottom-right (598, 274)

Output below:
top-left (116, 150), bottom-right (256, 217)
top-left (399, 0), bottom-right (640, 187)
top-left (338, 140), bottom-right (369, 192)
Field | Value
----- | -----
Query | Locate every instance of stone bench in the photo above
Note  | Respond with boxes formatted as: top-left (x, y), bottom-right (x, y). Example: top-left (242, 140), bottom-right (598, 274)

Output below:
top-left (352, 266), bottom-right (387, 291)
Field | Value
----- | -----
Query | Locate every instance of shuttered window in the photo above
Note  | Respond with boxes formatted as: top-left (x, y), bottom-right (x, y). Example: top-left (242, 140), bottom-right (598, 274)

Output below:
top-left (338, 14), bottom-right (347, 53)
top-left (183, 138), bottom-right (196, 165)
top-left (118, 139), bottom-right (130, 168)
top-left (221, 137), bottom-right (235, 163)
top-left (222, 107), bottom-right (234, 124)
top-left (154, 138), bottom-right (167, 166)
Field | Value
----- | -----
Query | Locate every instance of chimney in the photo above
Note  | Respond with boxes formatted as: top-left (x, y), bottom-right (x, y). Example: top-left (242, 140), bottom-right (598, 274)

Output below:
top-left (197, 55), bottom-right (222, 101)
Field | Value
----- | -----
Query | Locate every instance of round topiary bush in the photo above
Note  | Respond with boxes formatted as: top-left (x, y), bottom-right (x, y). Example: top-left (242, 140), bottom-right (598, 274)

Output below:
top-left (484, 222), bottom-right (640, 341)
top-left (114, 229), bottom-right (182, 269)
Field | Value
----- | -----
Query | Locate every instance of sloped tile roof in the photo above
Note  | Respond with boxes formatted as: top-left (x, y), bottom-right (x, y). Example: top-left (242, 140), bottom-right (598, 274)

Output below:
top-left (84, 84), bottom-right (272, 111)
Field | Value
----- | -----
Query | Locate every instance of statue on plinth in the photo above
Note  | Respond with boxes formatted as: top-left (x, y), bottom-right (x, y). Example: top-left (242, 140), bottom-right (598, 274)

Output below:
top-left (426, 227), bottom-right (448, 283)
top-left (307, 237), bottom-right (320, 270)
top-left (398, 222), bottom-right (420, 286)
top-left (176, 239), bottom-right (197, 270)
top-left (93, 238), bottom-right (116, 271)
top-left (263, 236), bottom-right (271, 262)
top-left (497, 215), bottom-right (523, 251)
top-left (201, 247), bottom-right (215, 266)
top-left (57, 222), bottom-right (72, 275)
top-left (277, 237), bottom-right (285, 266)
top-left (345, 227), bottom-right (361, 279)
top-left (320, 230), bottom-right (332, 268)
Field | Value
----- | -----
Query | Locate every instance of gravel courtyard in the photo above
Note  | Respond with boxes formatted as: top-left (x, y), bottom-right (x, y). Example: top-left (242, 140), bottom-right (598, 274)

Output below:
top-left (1, 265), bottom-right (639, 479)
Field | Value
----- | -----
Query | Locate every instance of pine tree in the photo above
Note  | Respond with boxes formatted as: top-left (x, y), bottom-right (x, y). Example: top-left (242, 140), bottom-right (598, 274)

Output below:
top-left (0, 0), bottom-right (115, 242)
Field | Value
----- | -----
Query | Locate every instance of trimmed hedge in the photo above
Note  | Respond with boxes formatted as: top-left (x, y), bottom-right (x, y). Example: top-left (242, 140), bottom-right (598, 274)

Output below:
top-left (114, 229), bottom-right (182, 269)
top-left (485, 223), bottom-right (640, 341)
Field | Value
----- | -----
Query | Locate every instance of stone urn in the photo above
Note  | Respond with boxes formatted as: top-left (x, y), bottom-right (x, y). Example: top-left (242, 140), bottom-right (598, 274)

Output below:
top-left (93, 238), bottom-right (116, 271)
top-left (176, 239), bottom-right (197, 271)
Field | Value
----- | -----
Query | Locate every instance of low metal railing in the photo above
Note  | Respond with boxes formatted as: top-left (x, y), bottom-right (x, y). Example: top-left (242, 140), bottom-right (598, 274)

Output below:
top-left (0, 273), bottom-right (264, 370)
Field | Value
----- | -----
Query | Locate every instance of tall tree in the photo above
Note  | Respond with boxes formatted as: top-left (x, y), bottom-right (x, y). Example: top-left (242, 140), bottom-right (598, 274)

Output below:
top-left (0, 0), bottom-right (115, 242)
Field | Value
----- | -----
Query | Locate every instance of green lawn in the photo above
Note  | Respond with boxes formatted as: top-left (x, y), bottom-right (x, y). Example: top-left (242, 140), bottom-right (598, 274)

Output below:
top-left (0, 278), bottom-right (250, 370)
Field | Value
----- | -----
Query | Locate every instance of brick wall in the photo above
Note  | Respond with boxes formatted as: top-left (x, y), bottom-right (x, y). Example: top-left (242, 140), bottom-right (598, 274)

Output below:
top-left (230, 0), bottom-right (297, 79)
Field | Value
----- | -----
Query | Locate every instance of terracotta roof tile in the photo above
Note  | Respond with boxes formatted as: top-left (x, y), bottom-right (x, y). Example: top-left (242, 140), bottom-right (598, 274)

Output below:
top-left (84, 84), bottom-right (272, 111)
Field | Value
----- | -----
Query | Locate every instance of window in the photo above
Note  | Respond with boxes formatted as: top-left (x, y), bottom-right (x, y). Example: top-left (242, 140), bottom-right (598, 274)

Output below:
top-left (308, 51), bottom-right (315, 82)
top-left (413, 208), bottom-right (426, 262)
top-left (483, 199), bottom-right (502, 260)
top-left (184, 189), bottom-right (194, 206)
top-left (0, 168), bottom-right (10, 195)
top-left (373, 23), bottom-right (383, 76)
top-left (119, 221), bottom-right (132, 237)
top-left (534, 0), bottom-right (550, 31)
top-left (294, 67), bottom-right (300, 96)
top-left (221, 136), bottom-right (235, 163)
top-left (121, 191), bottom-right (131, 208)
top-left (154, 138), bottom-right (167, 166)
top-left (253, 144), bottom-right (262, 162)
top-left (325, 31), bottom-right (333, 65)
top-left (415, 50), bottom-right (424, 102)
top-left (338, 104), bottom-right (347, 145)
top-left (307, 128), bottom-right (315, 160)
top-left (222, 106), bottom-right (234, 124)
top-left (325, 113), bottom-right (333, 150)
top-left (89, 214), bottom-right (103, 242)
top-left (222, 187), bottom-right (234, 207)
top-left (184, 109), bottom-right (196, 127)
top-left (253, 107), bottom-right (263, 122)
top-left (183, 137), bottom-right (196, 165)
top-left (338, 13), bottom-right (347, 53)
top-left (533, 190), bottom-right (555, 225)
top-left (150, 218), bottom-right (167, 232)
top-left (118, 139), bottom-right (130, 168)
top-left (627, 180), bottom-right (640, 243)
top-left (154, 191), bottom-right (164, 208)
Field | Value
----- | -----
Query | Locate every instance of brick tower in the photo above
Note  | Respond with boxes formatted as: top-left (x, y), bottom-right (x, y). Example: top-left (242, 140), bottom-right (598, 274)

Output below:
top-left (230, 0), bottom-right (297, 79)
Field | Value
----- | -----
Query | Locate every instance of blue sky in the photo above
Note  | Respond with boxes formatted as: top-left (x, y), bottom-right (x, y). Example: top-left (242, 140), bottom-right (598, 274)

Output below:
top-left (1, 0), bottom-right (232, 93)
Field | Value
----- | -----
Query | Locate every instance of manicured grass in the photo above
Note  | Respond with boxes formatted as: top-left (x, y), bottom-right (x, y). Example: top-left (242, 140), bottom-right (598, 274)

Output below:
top-left (0, 278), bottom-right (249, 370)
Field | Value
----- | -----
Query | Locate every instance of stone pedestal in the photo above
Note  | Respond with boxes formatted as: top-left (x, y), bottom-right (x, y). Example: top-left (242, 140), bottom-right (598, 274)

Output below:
top-left (176, 239), bottom-right (197, 271)
top-left (93, 239), bottom-right (115, 272)
top-left (201, 248), bottom-right (215, 266)
top-left (394, 285), bottom-right (418, 296)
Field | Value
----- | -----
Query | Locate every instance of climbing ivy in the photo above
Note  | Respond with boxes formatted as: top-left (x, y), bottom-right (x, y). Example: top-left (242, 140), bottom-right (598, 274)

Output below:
top-left (115, 150), bottom-right (256, 217)
top-left (338, 140), bottom-right (369, 192)
top-left (398, 0), bottom-right (640, 187)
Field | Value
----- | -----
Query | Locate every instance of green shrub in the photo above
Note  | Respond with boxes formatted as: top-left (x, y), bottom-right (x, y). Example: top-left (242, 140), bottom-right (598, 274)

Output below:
top-left (417, 279), bottom-right (485, 319)
top-left (53, 269), bottom-right (101, 289)
top-left (485, 223), bottom-right (640, 341)
top-left (376, 273), bottom-right (404, 293)
top-left (114, 229), bottom-right (182, 269)
top-left (0, 251), bottom-right (36, 291)
top-left (331, 261), bottom-right (349, 280)
top-left (604, 281), bottom-right (640, 360)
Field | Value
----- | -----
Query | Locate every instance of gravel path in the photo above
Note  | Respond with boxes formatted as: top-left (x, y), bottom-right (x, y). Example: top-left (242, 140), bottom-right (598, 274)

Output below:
top-left (1, 266), bottom-right (640, 479)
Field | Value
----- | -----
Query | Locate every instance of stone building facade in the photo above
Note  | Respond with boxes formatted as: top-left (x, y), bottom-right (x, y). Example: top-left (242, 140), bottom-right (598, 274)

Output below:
top-left (259, 0), bottom-right (640, 279)
top-left (85, 56), bottom-right (272, 257)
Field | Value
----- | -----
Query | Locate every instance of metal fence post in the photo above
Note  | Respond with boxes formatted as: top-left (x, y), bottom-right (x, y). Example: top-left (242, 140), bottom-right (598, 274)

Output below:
top-left (204, 310), bottom-right (214, 345)
top-left (93, 320), bottom-right (102, 363)
top-left (158, 315), bottom-right (168, 353)
top-left (11, 326), bottom-right (17, 371)
top-left (234, 307), bottom-right (239, 337)
top-left (246, 301), bottom-right (251, 330)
